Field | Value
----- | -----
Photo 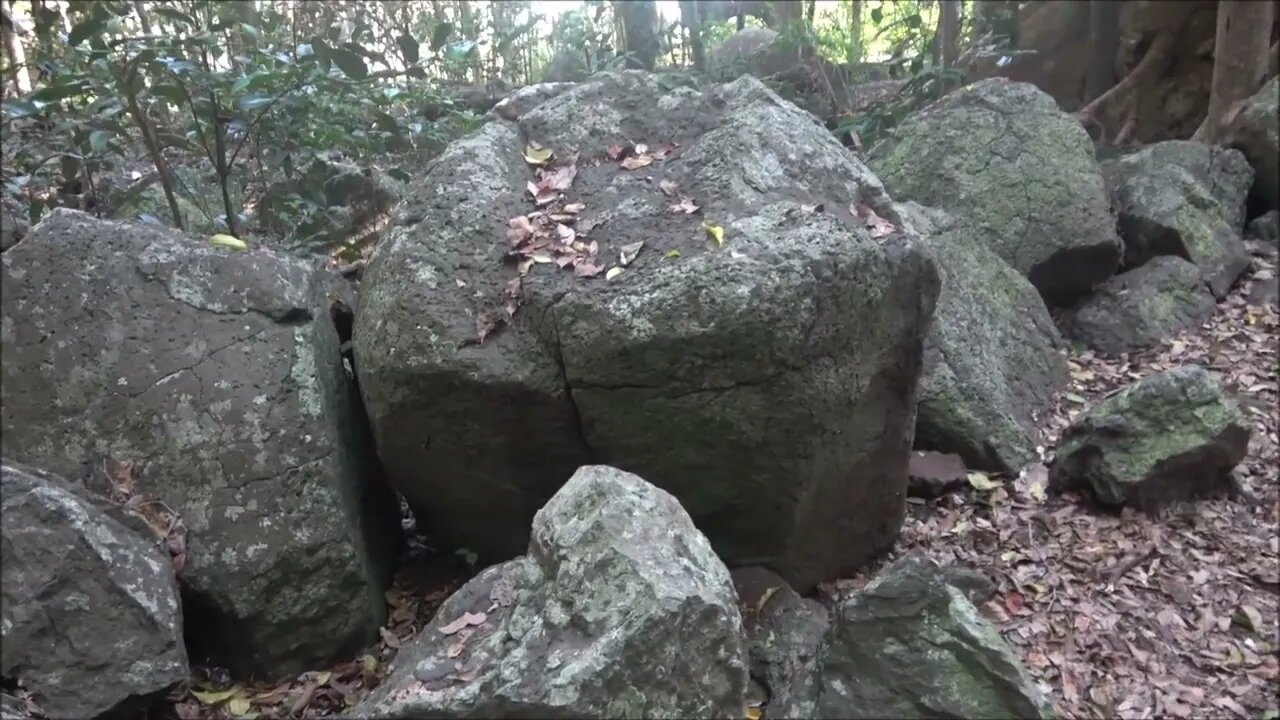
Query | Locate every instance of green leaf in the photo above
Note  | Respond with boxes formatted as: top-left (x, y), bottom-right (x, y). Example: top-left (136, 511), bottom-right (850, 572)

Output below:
top-left (235, 93), bottom-right (275, 112)
top-left (905, 13), bottom-right (923, 29)
top-left (240, 23), bottom-right (261, 41)
top-left (3, 100), bottom-right (42, 118)
top-left (328, 46), bottom-right (368, 79)
top-left (88, 130), bottom-right (114, 153)
top-left (396, 33), bottom-right (419, 64)
top-left (67, 16), bottom-right (106, 47)
top-left (149, 83), bottom-right (189, 106)
top-left (444, 40), bottom-right (476, 64)
top-left (31, 79), bottom-right (89, 103)
top-left (870, 7), bottom-right (883, 24)
top-left (430, 22), bottom-right (454, 52)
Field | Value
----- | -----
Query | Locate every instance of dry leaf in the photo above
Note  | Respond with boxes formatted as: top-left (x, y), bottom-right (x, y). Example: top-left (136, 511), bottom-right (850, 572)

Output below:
top-left (523, 143), bottom-right (553, 165)
top-left (575, 262), bottom-right (603, 278)
top-left (852, 203), bottom-right (897, 239)
top-left (967, 471), bottom-right (1002, 492)
top-left (670, 196), bottom-right (700, 214)
top-left (541, 164), bottom-right (578, 191)
top-left (379, 625), bottom-right (402, 648)
top-left (621, 154), bottom-right (654, 170)
top-left (664, 249), bottom-right (681, 259)
top-left (620, 241), bottom-right (645, 266)
top-left (226, 697), bottom-right (252, 717)
top-left (701, 222), bottom-right (724, 246)
top-left (755, 585), bottom-right (781, 615)
top-left (439, 611), bottom-right (487, 636)
top-left (192, 687), bottom-right (243, 705)
top-left (360, 654), bottom-right (378, 673)
top-left (605, 143), bottom-right (624, 160)
top-left (658, 178), bottom-right (680, 196)
top-left (633, 143), bottom-right (649, 154)
top-left (606, 266), bottom-right (625, 281)
top-left (563, 202), bottom-right (586, 214)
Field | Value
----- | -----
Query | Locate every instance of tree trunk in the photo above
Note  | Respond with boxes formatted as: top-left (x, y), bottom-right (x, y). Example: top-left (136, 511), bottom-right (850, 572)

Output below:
top-left (1194, 0), bottom-right (1275, 143)
top-left (617, 0), bottom-right (658, 71)
top-left (1084, 0), bottom-right (1122, 101)
top-left (679, 0), bottom-right (705, 71)
top-left (1, 2), bottom-right (31, 94)
top-left (132, 0), bottom-right (152, 35)
top-left (940, 0), bottom-right (961, 68)
top-left (847, 0), bottom-right (863, 63)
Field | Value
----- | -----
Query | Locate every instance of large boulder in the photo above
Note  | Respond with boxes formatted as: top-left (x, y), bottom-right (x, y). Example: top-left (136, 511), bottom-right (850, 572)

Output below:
top-left (1102, 140), bottom-right (1253, 298)
top-left (1225, 78), bottom-right (1279, 216)
top-left (352, 465), bottom-right (748, 718)
top-left (1245, 210), bottom-right (1280, 248)
top-left (744, 554), bottom-right (1051, 719)
top-left (867, 78), bottom-right (1122, 306)
top-left (900, 202), bottom-right (1067, 472)
top-left (1, 461), bottom-right (188, 719)
top-left (1060, 255), bottom-right (1217, 354)
top-left (1050, 365), bottom-right (1250, 511)
top-left (0, 209), bottom-right (401, 677)
top-left (355, 71), bottom-right (940, 593)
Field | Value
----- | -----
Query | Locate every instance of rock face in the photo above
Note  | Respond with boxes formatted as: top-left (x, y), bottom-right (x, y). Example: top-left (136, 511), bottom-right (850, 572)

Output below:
top-left (1050, 366), bottom-right (1250, 511)
top-left (732, 566), bottom-right (829, 717)
top-left (901, 203), bottom-right (1067, 472)
top-left (1246, 210), bottom-right (1280, 248)
top-left (355, 71), bottom-right (940, 592)
top-left (353, 465), bottom-right (748, 719)
top-left (489, 82), bottom-right (577, 121)
top-left (1226, 78), bottom-right (1279, 216)
top-left (1103, 140), bottom-right (1253, 298)
top-left (867, 78), bottom-right (1122, 306)
top-left (1, 461), bottom-right (189, 719)
top-left (1061, 256), bottom-right (1217, 354)
top-left (746, 554), bottom-right (1050, 719)
top-left (0, 209), bottom-right (401, 677)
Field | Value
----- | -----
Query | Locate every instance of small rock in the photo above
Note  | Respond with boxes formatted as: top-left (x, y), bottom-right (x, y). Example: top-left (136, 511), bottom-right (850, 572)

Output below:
top-left (1050, 365), bottom-right (1250, 511)
top-left (731, 567), bottom-right (830, 719)
top-left (353, 465), bottom-right (748, 719)
top-left (1, 461), bottom-right (189, 719)
top-left (1061, 255), bottom-right (1217, 354)
top-left (1245, 210), bottom-right (1279, 248)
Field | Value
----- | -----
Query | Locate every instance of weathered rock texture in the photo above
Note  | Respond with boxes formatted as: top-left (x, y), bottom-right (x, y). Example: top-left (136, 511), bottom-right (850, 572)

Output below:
top-left (901, 202), bottom-right (1067, 472)
top-left (352, 465), bottom-right (748, 719)
top-left (1246, 210), bottom-right (1280, 248)
top-left (1050, 365), bottom-right (1250, 511)
top-left (868, 78), bottom-right (1122, 306)
top-left (1, 461), bottom-right (188, 719)
top-left (1061, 256), bottom-right (1217, 355)
top-left (0, 209), bottom-right (400, 677)
top-left (732, 567), bottom-right (830, 717)
top-left (1226, 78), bottom-right (1279, 216)
top-left (746, 554), bottom-right (1050, 719)
top-left (355, 71), bottom-right (940, 592)
top-left (1103, 140), bottom-right (1253, 298)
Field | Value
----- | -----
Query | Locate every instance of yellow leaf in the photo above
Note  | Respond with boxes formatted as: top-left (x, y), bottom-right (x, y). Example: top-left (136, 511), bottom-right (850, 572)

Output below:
top-left (664, 249), bottom-right (681, 259)
top-left (755, 585), bottom-right (781, 615)
top-left (745, 706), bottom-right (762, 720)
top-left (192, 686), bottom-right (243, 705)
top-left (523, 143), bottom-right (553, 165)
top-left (209, 234), bottom-right (247, 251)
top-left (701, 222), bottom-right (724, 247)
top-left (966, 471), bottom-right (1001, 492)
top-left (226, 696), bottom-right (253, 717)
top-left (361, 654), bottom-right (379, 673)
top-left (315, 671), bottom-right (332, 686)
top-left (605, 266), bottom-right (624, 281)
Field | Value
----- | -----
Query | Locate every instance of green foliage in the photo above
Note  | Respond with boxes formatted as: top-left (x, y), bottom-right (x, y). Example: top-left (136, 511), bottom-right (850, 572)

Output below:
top-left (835, 66), bottom-right (966, 146)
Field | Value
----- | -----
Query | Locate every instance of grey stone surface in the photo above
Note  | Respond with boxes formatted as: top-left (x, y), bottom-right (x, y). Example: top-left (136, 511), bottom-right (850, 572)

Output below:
top-left (868, 78), bottom-right (1122, 306)
top-left (1, 461), bottom-right (188, 719)
top-left (900, 202), bottom-right (1068, 472)
top-left (1050, 365), bottom-right (1250, 511)
top-left (780, 553), bottom-right (1052, 719)
top-left (1061, 255), bottom-right (1217, 355)
top-left (1103, 140), bottom-right (1253, 298)
top-left (1226, 78), bottom-right (1279, 215)
top-left (355, 71), bottom-right (939, 592)
top-left (1, 209), bottom-right (400, 677)
top-left (352, 465), bottom-right (748, 719)
top-left (1245, 210), bottom-right (1279, 248)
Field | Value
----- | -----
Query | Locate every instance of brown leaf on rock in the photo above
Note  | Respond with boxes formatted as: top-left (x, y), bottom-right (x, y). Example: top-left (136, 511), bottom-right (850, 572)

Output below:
top-left (658, 178), bottom-right (680, 196)
top-left (620, 154), bottom-right (654, 171)
top-left (652, 142), bottom-right (678, 160)
top-left (540, 164), bottom-right (578, 192)
top-left (574, 261), bottom-right (603, 278)
top-left (852, 202), bottom-right (896, 239)
top-left (670, 197), bottom-right (700, 215)
top-left (439, 611), bottom-right (487, 636)
top-left (605, 143), bottom-right (625, 160)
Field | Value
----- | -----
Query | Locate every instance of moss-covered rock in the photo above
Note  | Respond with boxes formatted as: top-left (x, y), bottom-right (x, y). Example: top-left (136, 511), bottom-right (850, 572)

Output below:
top-left (867, 78), bottom-right (1122, 307)
top-left (901, 202), bottom-right (1067, 472)
top-left (1049, 365), bottom-right (1249, 511)
top-left (1061, 255), bottom-right (1217, 354)
top-left (1102, 140), bottom-right (1252, 298)
top-left (809, 553), bottom-right (1053, 719)
top-left (1226, 77), bottom-right (1279, 216)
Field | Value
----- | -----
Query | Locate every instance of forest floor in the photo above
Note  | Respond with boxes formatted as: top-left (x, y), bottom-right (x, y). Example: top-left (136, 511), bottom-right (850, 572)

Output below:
top-left (75, 244), bottom-right (1269, 720)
